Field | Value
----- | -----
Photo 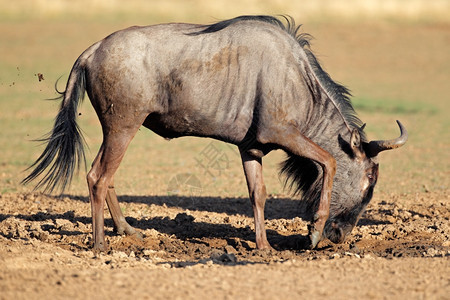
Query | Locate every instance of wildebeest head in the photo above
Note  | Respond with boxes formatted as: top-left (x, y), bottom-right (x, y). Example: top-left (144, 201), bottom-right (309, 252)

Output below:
top-left (280, 121), bottom-right (407, 244)
top-left (323, 121), bottom-right (408, 243)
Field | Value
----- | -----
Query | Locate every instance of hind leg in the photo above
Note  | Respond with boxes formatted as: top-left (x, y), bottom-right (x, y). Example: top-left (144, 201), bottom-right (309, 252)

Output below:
top-left (106, 178), bottom-right (142, 238)
top-left (87, 128), bottom-right (141, 251)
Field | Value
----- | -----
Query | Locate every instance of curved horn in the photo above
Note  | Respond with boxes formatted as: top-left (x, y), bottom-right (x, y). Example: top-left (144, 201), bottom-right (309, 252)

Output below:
top-left (366, 120), bottom-right (408, 157)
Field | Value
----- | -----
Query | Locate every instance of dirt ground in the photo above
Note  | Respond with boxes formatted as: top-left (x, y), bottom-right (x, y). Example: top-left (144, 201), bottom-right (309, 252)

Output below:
top-left (1, 6), bottom-right (450, 300)
top-left (1, 190), bottom-right (449, 299)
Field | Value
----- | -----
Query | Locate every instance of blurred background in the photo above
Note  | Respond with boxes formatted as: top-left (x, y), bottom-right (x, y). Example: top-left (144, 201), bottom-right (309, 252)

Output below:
top-left (1, 0), bottom-right (449, 23)
top-left (0, 0), bottom-right (449, 198)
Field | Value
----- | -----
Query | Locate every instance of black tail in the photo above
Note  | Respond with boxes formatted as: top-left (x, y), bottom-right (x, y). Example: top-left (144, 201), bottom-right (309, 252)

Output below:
top-left (22, 60), bottom-right (87, 193)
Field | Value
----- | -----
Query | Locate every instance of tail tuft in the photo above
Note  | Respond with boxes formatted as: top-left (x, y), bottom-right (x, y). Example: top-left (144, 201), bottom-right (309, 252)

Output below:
top-left (22, 64), bottom-right (87, 194)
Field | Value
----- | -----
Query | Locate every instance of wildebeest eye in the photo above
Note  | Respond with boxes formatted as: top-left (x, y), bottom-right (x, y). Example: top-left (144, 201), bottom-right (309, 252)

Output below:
top-left (367, 173), bottom-right (375, 183)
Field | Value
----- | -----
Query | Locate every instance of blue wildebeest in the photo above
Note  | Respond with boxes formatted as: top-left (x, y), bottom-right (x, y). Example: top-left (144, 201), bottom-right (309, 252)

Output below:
top-left (23, 16), bottom-right (407, 251)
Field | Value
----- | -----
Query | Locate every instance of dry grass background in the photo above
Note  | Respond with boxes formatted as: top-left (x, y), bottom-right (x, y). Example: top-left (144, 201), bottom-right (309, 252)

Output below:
top-left (1, 0), bottom-right (449, 23)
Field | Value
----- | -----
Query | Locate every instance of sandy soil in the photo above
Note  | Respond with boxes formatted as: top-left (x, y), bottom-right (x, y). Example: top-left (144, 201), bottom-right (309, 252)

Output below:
top-left (1, 191), bottom-right (448, 299)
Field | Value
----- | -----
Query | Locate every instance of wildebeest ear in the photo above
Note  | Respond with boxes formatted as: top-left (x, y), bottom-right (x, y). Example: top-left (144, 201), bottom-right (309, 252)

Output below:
top-left (350, 128), bottom-right (362, 151)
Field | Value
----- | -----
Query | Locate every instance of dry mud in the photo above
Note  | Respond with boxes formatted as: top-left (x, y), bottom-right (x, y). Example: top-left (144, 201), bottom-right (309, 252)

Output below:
top-left (1, 191), bottom-right (449, 299)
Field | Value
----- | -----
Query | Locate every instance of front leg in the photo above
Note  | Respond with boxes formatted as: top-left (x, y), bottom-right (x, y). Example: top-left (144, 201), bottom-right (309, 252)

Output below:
top-left (240, 150), bottom-right (272, 250)
top-left (260, 125), bottom-right (336, 249)
top-left (310, 156), bottom-right (336, 248)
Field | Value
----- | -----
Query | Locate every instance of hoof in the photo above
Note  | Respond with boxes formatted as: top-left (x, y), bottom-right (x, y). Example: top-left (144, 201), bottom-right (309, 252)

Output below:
top-left (309, 230), bottom-right (322, 249)
top-left (256, 244), bottom-right (275, 251)
top-left (115, 224), bottom-right (142, 239)
top-left (92, 242), bottom-right (107, 253)
top-left (306, 223), bottom-right (323, 250)
top-left (130, 230), bottom-right (144, 241)
top-left (255, 239), bottom-right (274, 250)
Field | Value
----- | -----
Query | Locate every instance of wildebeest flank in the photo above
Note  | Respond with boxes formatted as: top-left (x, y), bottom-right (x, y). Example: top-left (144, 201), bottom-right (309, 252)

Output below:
top-left (23, 15), bottom-right (407, 251)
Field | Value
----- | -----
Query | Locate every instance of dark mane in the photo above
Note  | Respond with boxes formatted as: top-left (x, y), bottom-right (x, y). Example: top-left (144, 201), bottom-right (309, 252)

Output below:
top-left (189, 15), bottom-right (285, 35)
top-left (193, 15), bottom-right (367, 208)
